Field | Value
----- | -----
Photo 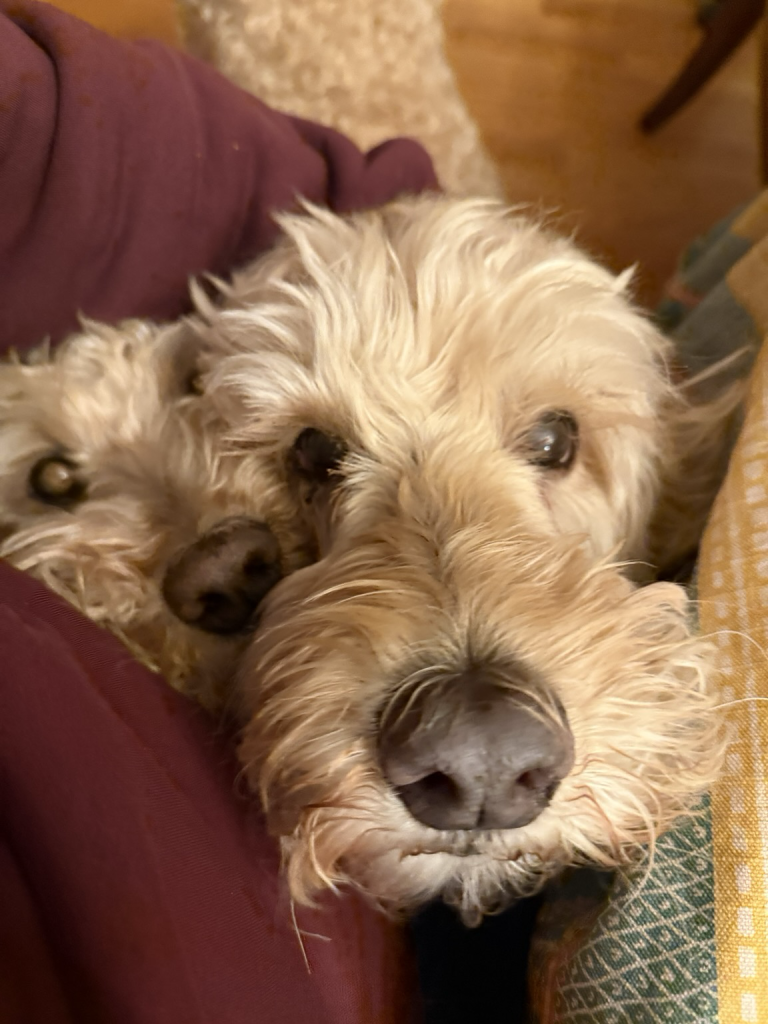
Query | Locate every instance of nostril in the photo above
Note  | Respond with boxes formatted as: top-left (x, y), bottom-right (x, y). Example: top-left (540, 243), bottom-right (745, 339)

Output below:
top-left (192, 588), bottom-right (251, 634)
top-left (399, 771), bottom-right (459, 806)
top-left (239, 550), bottom-right (283, 607)
top-left (243, 553), bottom-right (269, 578)
top-left (198, 590), bottom-right (234, 618)
top-left (517, 768), bottom-right (556, 793)
top-left (395, 770), bottom-right (479, 831)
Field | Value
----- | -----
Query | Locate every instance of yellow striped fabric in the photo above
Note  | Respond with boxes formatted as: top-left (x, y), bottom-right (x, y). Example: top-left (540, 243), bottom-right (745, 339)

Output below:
top-left (699, 335), bottom-right (768, 1024)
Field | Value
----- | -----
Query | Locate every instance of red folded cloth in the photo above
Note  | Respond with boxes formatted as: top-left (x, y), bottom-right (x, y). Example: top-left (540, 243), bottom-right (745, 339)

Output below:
top-left (0, 564), bottom-right (421, 1023)
top-left (0, 0), bottom-right (438, 353)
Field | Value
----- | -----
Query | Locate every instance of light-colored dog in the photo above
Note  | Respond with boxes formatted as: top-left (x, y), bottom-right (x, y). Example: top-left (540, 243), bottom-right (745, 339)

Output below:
top-left (197, 194), bottom-right (726, 922)
top-left (0, 195), bottom-right (728, 923)
top-left (0, 319), bottom-right (310, 710)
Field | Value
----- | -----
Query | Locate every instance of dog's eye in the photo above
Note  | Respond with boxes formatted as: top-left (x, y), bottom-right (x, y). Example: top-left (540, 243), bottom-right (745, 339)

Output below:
top-left (524, 411), bottom-right (579, 470)
top-left (29, 455), bottom-right (87, 508)
top-left (290, 428), bottom-right (348, 483)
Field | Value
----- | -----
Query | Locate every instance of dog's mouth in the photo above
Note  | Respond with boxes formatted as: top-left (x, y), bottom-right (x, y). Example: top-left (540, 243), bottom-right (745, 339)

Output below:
top-left (400, 840), bottom-right (515, 860)
top-left (397, 836), bottom-right (549, 868)
top-left (393, 817), bottom-right (545, 860)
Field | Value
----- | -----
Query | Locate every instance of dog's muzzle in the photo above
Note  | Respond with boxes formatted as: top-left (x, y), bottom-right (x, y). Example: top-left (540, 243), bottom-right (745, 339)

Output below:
top-left (377, 665), bottom-right (574, 832)
top-left (162, 516), bottom-right (283, 634)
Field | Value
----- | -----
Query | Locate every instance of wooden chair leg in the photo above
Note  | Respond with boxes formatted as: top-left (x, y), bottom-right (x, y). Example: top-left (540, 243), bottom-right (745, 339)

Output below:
top-left (639, 0), bottom-right (765, 133)
top-left (761, 17), bottom-right (768, 181)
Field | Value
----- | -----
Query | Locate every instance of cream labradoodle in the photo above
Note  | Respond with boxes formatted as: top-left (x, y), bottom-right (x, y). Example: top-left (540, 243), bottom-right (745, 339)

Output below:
top-left (0, 196), bottom-right (728, 919)
top-left (0, 320), bottom-right (311, 710)
top-left (193, 195), bottom-right (727, 921)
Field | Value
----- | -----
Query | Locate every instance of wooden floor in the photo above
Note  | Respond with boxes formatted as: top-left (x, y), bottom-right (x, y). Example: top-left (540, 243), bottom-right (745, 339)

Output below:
top-left (444, 0), bottom-right (761, 302)
top-left (49, 0), bottom-right (761, 304)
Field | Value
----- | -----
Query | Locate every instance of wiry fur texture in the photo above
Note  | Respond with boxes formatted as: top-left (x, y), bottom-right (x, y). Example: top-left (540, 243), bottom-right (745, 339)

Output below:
top-left (0, 321), bottom-right (310, 709)
top-left (198, 195), bottom-right (726, 921)
top-left (175, 0), bottom-right (504, 198)
top-left (648, 371), bottom-right (746, 579)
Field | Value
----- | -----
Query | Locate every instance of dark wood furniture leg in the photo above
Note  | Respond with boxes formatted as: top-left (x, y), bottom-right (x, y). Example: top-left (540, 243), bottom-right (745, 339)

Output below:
top-left (639, 0), bottom-right (765, 133)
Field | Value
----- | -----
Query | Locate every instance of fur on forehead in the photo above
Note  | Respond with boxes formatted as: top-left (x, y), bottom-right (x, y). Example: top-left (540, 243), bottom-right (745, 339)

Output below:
top-left (208, 195), bottom-right (672, 445)
top-left (0, 318), bottom-right (205, 450)
top-left (203, 197), bottom-right (672, 555)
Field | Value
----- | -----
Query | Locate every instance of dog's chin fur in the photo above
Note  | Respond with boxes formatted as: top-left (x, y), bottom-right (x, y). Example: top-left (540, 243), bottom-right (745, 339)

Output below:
top-left (0, 321), bottom-right (309, 709)
top-left (239, 535), bottom-right (719, 923)
top-left (198, 195), bottom-right (727, 919)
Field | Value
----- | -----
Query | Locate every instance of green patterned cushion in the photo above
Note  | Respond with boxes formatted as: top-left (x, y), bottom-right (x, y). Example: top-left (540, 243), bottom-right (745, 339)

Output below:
top-left (528, 800), bottom-right (717, 1024)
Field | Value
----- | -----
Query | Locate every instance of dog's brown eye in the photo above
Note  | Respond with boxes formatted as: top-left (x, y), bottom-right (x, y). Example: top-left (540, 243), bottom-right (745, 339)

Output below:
top-left (524, 411), bottom-right (579, 470)
top-left (29, 455), bottom-right (87, 508)
top-left (291, 428), bottom-right (348, 484)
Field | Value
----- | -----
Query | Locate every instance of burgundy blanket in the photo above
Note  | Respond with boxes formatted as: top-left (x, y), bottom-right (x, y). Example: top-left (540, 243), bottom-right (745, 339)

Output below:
top-left (0, 2), bottom-right (437, 1019)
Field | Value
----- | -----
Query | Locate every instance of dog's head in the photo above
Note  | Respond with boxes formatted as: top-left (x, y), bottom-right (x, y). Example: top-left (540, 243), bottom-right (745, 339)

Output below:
top-left (0, 320), bottom-right (309, 707)
top-left (204, 195), bottom-right (724, 919)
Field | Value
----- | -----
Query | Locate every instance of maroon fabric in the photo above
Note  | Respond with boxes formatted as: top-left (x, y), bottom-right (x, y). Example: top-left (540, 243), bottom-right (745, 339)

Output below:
top-left (0, 564), bottom-right (421, 1023)
top-left (0, 0), bottom-right (438, 353)
top-left (0, 2), bottom-right (435, 1019)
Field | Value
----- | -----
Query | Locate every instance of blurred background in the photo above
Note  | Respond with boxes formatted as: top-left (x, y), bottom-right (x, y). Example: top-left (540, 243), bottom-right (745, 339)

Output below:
top-left (47, 0), bottom-right (761, 305)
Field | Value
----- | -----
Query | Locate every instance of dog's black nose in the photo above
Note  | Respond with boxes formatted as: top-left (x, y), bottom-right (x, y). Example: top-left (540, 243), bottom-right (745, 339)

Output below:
top-left (378, 670), bottom-right (574, 832)
top-left (162, 516), bottom-right (282, 634)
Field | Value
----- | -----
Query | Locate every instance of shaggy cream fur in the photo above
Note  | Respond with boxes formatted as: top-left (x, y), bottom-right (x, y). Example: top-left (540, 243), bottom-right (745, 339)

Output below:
top-left (0, 0), bottom-right (731, 925)
top-left (0, 321), bottom-right (309, 709)
top-left (0, 195), bottom-right (729, 918)
top-left (196, 195), bottom-right (727, 920)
